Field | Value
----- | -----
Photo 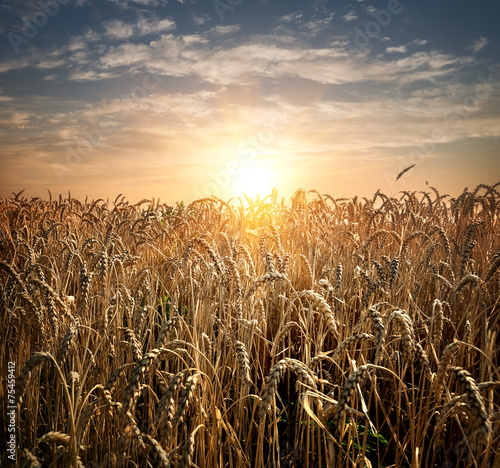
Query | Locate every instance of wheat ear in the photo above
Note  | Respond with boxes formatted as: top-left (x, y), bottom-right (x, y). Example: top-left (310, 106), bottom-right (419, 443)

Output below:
top-left (332, 365), bottom-right (372, 430)
top-left (234, 340), bottom-right (252, 387)
top-left (260, 358), bottom-right (317, 420)
top-left (384, 310), bottom-right (415, 362)
top-left (155, 315), bottom-right (182, 347)
top-left (122, 348), bottom-right (162, 415)
top-left (331, 333), bottom-right (375, 358)
top-left (57, 322), bottom-right (80, 364)
top-left (142, 433), bottom-right (170, 467)
top-left (431, 299), bottom-right (443, 346)
top-left (174, 372), bottom-right (201, 427)
top-left (298, 290), bottom-right (338, 337)
top-left (246, 272), bottom-right (285, 298)
top-left (156, 370), bottom-right (189, 435)
top-left (432, 341), bottom-right (461, 397)
top-left (16, 352), bottom-right (52, 405)
top-left (450, 367), bottom-right (492, 444)
top-left (23, 449), bottom-right (41, 468)
top-left (180, 424), bottom-right (204, 468)
top-left (36, 431), bottom-right (71, 446)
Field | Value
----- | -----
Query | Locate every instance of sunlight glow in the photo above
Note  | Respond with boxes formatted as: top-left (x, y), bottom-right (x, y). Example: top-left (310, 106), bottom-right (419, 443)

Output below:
top-left (232, 163), bottom-right (275, 198)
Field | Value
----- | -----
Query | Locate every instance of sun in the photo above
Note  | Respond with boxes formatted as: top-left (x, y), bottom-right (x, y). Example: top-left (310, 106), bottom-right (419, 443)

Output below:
top-left (232, 163), bottom-right (275, 198)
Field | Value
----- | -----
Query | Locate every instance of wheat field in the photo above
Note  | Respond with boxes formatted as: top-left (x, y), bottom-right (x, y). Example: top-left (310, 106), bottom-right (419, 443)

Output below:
top-left (1, 184), bottom-right (499, 467)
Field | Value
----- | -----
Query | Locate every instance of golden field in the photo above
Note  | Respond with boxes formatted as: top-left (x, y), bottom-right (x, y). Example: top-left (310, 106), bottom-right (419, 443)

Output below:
top-left (0, 184), bottom-right (499, 467)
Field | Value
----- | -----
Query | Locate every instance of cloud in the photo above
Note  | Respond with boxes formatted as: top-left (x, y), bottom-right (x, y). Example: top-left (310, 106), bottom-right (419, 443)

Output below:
top-left (343, 10), bottom-right (358, 22)
top-left (299, 14), bottom-right (335, 34)
top-left (469, 36), bottom-right (490, 53)
top-left (103, 19), bottom-right (136, 39)
top-left (0, 89), bottom-right (14, 102)
top-left (209, 25), bottom-right (241, 35)
top-left (43, 28), bottom-right (469, 88)
top-left (103, 16), bottom-right (175, 39)
top-left (411, 38), bottom-right (429, 46)
top-left (193, 13), bottom-right (210, 26)
top-left (312, 0), bottom-right (328, 11)
top-left (280, 12), bottom-right (303, 23)
top-left (0, 21), bottom-right (476, 93)
top-left (67, 38), bottom-right (91, 52)
top-left (386, 45), bottom-right (407, 53)
top-left (0, 110), bottom-right (31, 128)
top-left (0, 56), bottom-right (32, 74)
top-left (137, 17), bottom-right (176, 35)
top-left (106, 0), bottom-right (163, 8)
top-left (182, 34), bottom-right (209, 45)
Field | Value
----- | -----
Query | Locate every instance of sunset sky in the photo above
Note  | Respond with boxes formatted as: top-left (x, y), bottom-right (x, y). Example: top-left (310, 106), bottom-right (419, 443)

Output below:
top-left (0, 0), bottom-right (499, 203)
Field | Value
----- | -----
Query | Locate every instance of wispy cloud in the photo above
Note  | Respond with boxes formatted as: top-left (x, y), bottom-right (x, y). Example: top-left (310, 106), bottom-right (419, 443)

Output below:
top-left (106, 0), bottom-right (162, 9)
top-left (343, 10), bottom-right (358, 22)
top-left (0, 27), bottom-right (475, 89)
top-left (103, 19), bottom-right (135, 39)
top-left (280, 12), bottom-right (303, 23)
top-left (387, 45), bottom-right (407, 54)
top-left (193, 13), bottom-right (210, 26)
top-left (411, 38), bottom-right (429, 46)
top-left (103, 16), bottom-right (175, 39)
top-left (469, 35), bottom-right (490, 53)
top-left (0, 111), bottom-right (31, 128)
top-left (137, 17), bottom-right (176, 35)
top-left (209, 25), bottom-right (241, 35)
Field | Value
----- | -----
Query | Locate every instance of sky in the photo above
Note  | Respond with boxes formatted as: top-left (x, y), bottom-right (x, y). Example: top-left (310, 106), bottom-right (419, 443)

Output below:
top-left (0, 0), bottom-right (499, 203)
